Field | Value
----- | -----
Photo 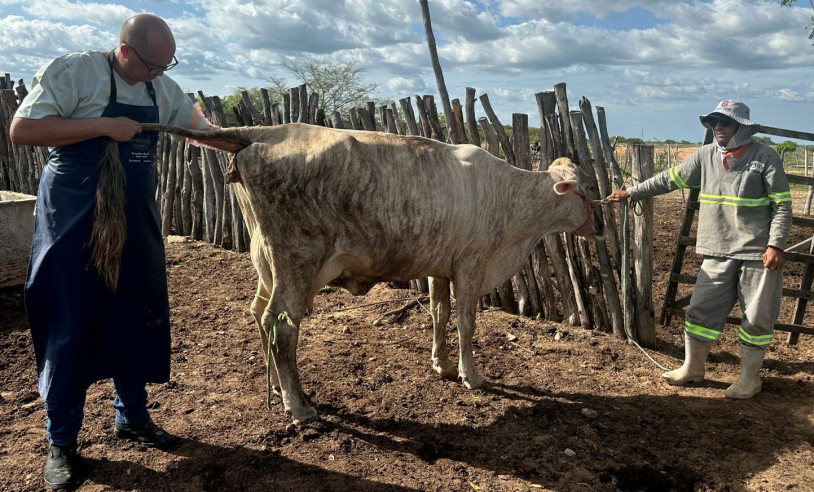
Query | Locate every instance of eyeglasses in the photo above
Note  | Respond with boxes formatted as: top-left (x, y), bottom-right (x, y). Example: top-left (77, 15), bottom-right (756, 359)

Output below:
top-left (705, 115), bottom-right (733, 128)
top-left (124, 43), bottom-right (178, 75)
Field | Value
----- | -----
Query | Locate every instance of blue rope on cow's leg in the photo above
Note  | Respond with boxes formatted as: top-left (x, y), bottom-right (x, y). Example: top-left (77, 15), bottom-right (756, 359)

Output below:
top-left (264, 311), bottom-right (292, 410)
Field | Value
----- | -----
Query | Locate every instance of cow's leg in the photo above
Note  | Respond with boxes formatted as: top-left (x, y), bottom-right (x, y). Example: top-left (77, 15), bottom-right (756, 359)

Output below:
top-left (454, 286), bottom-right (486, 389)
top-left (428, 277), bottom-right (457, 379)
top-left (251, 281), bottom-right (281, 397)
top-left (263, 287), bottom-right (318, 424)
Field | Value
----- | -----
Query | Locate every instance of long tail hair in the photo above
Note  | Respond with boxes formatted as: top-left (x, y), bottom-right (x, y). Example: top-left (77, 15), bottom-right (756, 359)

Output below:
top-left (90, 139), bottom-right (127, 291)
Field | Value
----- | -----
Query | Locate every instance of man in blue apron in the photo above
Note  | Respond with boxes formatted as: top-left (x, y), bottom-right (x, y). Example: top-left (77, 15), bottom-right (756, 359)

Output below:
top-left (10, 14), bottom-right (217, 490)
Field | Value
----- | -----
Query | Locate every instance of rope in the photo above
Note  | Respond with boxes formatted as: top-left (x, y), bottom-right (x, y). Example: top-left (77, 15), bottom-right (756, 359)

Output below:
top-left (332, 295), bottom-right (429, 312)
top-left (265, 311), bottom-right (292, 410)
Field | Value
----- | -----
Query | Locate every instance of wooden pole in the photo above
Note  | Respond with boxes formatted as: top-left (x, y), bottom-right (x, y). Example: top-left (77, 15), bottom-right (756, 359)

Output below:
top-left (389, 101), bottom-right (405, 135)
top-left (186, 144), bottom-right (204, 240)
top-left (241, 90), bottom-right (263, 125)
top-left (579, 97), bottom-right (621, 267)
top-left (570, 110), bottom-right (617, 331)
top-left (465, 87), bottom-right (480, 147)
top-left (418, 0), bottom-right (460, 144)
top-left (478, 117), bottom-right (499, 155)
top-left (423, 95), bottom-right (444, 142)
top-left (298, 84), bottom-right (308, 123)
top-left (289, 87), bottom-right (299, 123)
top-left (161, 138), bottom-right (179, 237)
top-left (414, 95), bottom-right (431, 138)
top-left (399, 98), bottom-right (418, 136)
top-left (631, 144), bottom-right (656, 347)
top-left (308, 92), bottom-right (319, 125)
top-left (283, 93), bottom-right (292, 124)
top-left (451, 99), bottom-right (466, 144)
top-left (553, 83), bottom-right (575, 159)
top-left (260, 88), bottom-right (272, 125)
top-left (478, 93), bottom-right (515, 166)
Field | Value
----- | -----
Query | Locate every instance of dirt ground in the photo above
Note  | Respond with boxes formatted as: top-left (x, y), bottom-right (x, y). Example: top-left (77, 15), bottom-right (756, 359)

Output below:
top-left (1, 191), bottom-right (814, 492)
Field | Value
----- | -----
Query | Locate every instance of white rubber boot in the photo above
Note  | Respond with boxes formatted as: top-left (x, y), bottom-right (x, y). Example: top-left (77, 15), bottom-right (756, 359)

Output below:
top-left (662, 333), bottom-right (712, 386)
top-left (725, 344), bottom-right (766, 400)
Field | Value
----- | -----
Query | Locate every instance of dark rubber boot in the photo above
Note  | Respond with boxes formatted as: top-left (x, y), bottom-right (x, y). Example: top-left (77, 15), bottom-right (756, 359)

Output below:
top-left (114, 417), bottom-right (178, 448)
top-left (43, 442), bottom-right (79, 490)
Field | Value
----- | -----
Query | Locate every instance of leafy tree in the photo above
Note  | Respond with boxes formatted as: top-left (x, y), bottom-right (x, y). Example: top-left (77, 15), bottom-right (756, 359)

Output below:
top-left (781, 0), bottom-right (814, 40)
top-left (753, 135), bottom-right (776, 145)
top-left (269, 60), bottom-right (378, 117)
top-left (216, 87), bottom-right (282, 126)
top-left (221, 87), bottom-right (280, 114)
top-left (776, 140), bottom-right (798, 163)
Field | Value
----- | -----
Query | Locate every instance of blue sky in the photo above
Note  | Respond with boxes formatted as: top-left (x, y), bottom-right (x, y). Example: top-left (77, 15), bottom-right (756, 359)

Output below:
top-left (1, 0), bottom-right (812, 144)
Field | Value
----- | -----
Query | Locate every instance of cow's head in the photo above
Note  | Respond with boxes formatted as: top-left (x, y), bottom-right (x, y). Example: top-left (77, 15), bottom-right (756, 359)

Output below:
top-left (547, 157), bottom-right (602, 240)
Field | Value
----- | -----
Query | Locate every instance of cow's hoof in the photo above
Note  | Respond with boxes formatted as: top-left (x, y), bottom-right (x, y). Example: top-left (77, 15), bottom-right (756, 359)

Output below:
top-left (433, 361), bottom-right (458, 380)
top-left (293, 414), bottom-right (320, 425)
top-left (290, 407), bottom-right (319, 425)
top-left (462, 374), bottom-right (486, 390)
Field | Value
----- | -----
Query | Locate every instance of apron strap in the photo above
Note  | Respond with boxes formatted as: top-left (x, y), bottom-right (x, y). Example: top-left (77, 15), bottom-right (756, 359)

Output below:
top-left (107, 49), bottom-right (158, 108)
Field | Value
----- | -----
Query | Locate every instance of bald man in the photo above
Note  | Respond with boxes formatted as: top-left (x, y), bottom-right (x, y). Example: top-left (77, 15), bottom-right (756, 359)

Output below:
top-left (10, 14), bottom-right (215, 490)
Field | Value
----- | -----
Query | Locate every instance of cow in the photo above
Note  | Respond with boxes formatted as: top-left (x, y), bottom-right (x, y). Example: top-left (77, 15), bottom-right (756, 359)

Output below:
top-left (141, 122), bottom-right (597, 424)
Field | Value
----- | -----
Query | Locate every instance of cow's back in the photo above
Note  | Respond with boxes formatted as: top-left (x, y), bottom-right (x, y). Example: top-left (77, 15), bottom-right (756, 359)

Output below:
top-left (234, 125), bottom-right (524, 279)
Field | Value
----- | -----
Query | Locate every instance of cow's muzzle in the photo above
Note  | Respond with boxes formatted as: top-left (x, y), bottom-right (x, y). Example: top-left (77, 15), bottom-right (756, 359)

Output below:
top-left (573, 194), bottom-right (604, 241)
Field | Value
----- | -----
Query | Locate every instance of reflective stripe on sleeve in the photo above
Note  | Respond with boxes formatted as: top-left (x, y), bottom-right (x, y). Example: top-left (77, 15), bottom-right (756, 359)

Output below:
top-left (769, 191), bottom-right (792, 204)
top-left (669, 166), bottom-right (688, 189)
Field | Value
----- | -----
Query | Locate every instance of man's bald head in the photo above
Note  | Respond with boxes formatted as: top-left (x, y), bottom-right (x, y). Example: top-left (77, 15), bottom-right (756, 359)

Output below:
top-left (120, 14), bottom-right (176, 53)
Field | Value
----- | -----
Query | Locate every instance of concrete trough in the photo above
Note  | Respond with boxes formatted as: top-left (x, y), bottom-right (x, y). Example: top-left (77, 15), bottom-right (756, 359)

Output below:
top-left (0, 190), bottom-right (36, 288)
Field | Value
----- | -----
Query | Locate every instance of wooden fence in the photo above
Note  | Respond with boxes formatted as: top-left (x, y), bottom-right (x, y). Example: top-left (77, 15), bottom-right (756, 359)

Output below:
top-left (1, 73), bottom-right (657, 343)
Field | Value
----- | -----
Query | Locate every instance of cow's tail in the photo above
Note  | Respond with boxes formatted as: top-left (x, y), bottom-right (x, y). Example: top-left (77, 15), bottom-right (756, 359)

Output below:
top-left (91, 140), bottom-right (127, 291)
top-left (140, 123), bottom-right (252, 183)
top-left (90, 125), bottom-right (252, 290)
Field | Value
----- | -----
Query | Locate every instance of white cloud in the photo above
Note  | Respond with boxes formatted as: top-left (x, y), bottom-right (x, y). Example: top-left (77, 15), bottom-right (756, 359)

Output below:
top-left (3, 0), bottom-right (814, 143)
top-left (775, 88), bottom-right (807, 102)
top-left (386, 75), bottom-right (427, 93)
top-left (20, 0), bottom-right (135, 26)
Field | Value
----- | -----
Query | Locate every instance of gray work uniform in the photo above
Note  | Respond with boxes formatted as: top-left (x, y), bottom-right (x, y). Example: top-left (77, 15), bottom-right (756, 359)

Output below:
top-left (628, 141), bottom-right (791, 347)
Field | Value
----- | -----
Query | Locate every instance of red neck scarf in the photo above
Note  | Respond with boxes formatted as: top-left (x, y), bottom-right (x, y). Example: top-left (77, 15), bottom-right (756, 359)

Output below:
top-left (721, 143), bottom-right (749, 170)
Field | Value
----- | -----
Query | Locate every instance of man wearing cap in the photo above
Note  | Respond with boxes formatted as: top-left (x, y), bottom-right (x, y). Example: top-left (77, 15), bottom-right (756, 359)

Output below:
top-left (607, 100), bottom-right (792, 400)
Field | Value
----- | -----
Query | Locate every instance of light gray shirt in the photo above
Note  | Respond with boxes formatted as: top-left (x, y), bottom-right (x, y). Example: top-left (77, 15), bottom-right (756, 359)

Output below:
top-left (15, 50), bottom-right (196, 128)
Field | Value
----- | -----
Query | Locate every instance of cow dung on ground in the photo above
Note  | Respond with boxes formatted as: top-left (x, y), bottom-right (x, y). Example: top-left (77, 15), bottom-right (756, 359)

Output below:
top-left (1, 190), bottom-right (813, 491)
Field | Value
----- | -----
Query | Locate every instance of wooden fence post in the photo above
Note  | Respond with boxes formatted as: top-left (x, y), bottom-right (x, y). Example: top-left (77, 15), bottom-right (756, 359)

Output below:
top-left (478, 93), bottom-right (515, 166)
top-left (631, 144), bottom-right (656, 347)
top-left (414, 95), bottom-right (430, 138)
top-left (399, 98), bottom-right (418, 136)
top-left (510, 113), bottom-right (538, 316)
top-left (423, 95), bottom-right (444, 141)
top-left (298, 84), bottom-right (308, 123)
top-left (451, 99), bottom-right (466, 144)
top-left (569, 110), bottom-right (623, 334)
top-left (553, 83), bottom-right (574, 159)
top-left (465, 87), bottom-right (480, 147)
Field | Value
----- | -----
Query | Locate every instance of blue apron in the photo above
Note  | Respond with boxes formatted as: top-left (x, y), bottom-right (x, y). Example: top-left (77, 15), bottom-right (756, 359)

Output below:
top-left (26, 53), bottom-right (170, 408)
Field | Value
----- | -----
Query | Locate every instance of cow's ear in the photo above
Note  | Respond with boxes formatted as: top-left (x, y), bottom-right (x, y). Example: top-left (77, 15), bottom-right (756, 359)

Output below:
top-left (553, 180), bottom-right (578, 195)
